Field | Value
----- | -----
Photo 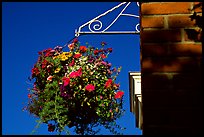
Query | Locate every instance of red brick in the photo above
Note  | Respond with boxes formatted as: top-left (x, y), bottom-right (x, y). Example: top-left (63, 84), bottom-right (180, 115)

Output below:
top-left (142, 16), bottom-right (164, 28)
top-left (141, 2), bottom-right (192, 15)
top-left (169, 43), bottom-right (202, 56)
top-left (142, 43), bottom-right (168, 57)
top-left (168, 15), bottom-right (196, 28)
top-left (142, 57), bottom-right (201, 72)
top-left (141, 29), bottom-right (181, 43)
top-left (193, 2), bottom-right (202, 13)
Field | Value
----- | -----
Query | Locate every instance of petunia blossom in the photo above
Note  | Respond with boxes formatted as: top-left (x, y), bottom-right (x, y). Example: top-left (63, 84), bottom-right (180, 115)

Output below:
top-left (69, 72), bottom-right (79, 78)
top-left (62, 77), bottom-right (70, 86)
top-left (114, 91), bottom-right (124, 99)
top-left (85, 84), bottom-right (95, 92)
top-left (69, 68), bottom-right (82, 78)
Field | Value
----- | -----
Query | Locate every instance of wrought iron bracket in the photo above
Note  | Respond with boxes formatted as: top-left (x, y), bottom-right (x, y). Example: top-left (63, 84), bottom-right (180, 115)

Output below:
top-left (75, 2), bottom-right (140, 37)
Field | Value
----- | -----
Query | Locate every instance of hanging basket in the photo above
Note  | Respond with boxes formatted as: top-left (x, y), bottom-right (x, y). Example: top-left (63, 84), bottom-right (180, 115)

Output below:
top-left (25, 38), bottom-right (125, 135)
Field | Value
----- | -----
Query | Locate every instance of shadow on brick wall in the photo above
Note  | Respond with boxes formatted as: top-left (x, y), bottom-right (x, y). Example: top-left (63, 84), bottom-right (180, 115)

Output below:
top-left (141, 2), bottom-right (203, 135)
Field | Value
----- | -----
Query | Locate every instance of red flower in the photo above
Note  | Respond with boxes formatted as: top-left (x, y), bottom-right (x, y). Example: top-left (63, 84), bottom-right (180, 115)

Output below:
top-left (69, 59), bottom-right (75, 66)
top-left (107, 48), bottom-right (112, 53)
top-left (45, 51), bottom-right (52, 57)
top-left (77, 67), bottom-right (82, 76)
top-left (41, 60), bottom-right (48, 69)
top-left (68, 43), bottom-right (75, 51)
top-left (73, 38), bottom-right (78, 43)
top-left (44, 48), bottom-right (52, 52)
top-left (48, 124), bottom-right (55, 132)
top-left (70, 72), bottom-right (78, 78)
top-left (94, 49), bottom-right (99, 55)
top-left (38, 51), bottom-right (42, 55)
top-left (104, 79), bottom-right (112, 89)
top-left (47, 75), bottom-right (53, 81)
top-left (100, 54), bottom-right (106, 59)
top-left (74, 53), bottom-right (82, 58)
top-left (114, 91), bottom-right (124, 99)
top-left (28, 94), bottom-right (32, 98)
top-left (32, 67), bottom-right (40, 75)
top-left (69, 68), bottom-right (82, 78)
top-left (79, 46), bottom-right (87, 53)
top-left (62, 77), bottom-right (70, 86)
top-left (85, 84), bottom-right (95, 92)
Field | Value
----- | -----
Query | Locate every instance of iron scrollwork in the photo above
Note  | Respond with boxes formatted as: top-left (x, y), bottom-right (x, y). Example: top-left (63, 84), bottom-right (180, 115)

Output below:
top-left (75, 2), bottom-right (140, 37)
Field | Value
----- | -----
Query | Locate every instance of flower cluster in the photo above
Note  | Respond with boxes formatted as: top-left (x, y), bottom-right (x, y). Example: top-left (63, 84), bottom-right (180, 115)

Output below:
top-left (25, 38), bottom-right (125, 135)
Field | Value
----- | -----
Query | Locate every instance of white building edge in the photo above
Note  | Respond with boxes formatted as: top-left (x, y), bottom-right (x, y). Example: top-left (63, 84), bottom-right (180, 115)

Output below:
top-left (129, 72), bottom-right (143, 130)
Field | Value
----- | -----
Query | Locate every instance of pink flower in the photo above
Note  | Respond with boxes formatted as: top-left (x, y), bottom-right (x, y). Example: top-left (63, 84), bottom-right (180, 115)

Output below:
top-left (101, 61), bottom-right (107, 66)
top-left (69, 59), bottom-right (75, 66)
top-left (70, 72), bottom-right (79, 78)
top-left (47, 76), bottom-right (53, 81)
top-left (62, 77), bottom-right (70, 86)
top-left (100, 95), bottom-right (103, 99)
top-left (85, 84), bottom-right (95, 92)
top-left (77, 67), bottom-right (82, 76)
top-left (104, 79), bottom-right (112, 89)
top-left (114, 91), bottom-right (124, 99)
top-left (69, 68), bottom-right (82, 78)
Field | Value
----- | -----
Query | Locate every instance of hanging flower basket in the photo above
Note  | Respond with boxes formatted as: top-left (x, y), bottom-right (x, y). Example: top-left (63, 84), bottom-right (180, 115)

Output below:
top-left (25, 38), bottom-right (125, 135)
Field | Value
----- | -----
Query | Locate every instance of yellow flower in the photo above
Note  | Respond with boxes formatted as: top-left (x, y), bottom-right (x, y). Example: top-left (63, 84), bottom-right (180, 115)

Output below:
top-left (54, 68), bottom-right (61, 73)
top-left (63, 52), bottom-right (72, 57)
top-left (60, 54), bottom-right (68, 61)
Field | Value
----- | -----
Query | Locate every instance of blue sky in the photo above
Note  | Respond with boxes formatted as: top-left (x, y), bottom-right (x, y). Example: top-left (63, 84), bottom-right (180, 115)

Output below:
top-left (2, 2), bottom-right (141, 135)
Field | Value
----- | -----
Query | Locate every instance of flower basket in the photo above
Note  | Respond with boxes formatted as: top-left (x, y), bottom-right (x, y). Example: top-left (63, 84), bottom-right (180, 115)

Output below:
top-left (25, 38), bottom-right (125, 135)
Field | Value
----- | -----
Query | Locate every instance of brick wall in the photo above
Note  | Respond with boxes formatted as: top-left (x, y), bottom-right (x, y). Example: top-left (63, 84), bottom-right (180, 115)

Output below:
top-left (140, 2), bottom-right (202, 135)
